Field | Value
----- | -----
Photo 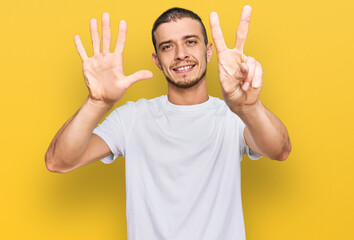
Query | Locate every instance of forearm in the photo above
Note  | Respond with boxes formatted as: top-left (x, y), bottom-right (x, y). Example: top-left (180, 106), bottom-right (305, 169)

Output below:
top-left (231, 99), bottom-right (291, 160)
top-left (45, 96), bottom-right (113, 169)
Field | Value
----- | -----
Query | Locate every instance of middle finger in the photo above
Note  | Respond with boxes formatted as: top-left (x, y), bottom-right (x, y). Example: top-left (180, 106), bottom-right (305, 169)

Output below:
top-left (102, 12), bottom-right (111, 53)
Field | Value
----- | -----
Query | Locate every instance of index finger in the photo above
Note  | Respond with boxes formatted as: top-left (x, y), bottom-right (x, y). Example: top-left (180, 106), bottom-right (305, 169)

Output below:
top-left (114, 20), bottom-right (127, 57)
top-left (235, 5), bottom-right (252, 53)
top-left (209, 12), bottom-right (227, 53)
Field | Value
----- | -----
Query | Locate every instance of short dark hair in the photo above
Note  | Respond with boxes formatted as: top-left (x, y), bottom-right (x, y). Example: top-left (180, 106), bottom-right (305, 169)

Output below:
top-left (152, 7), bottom-right (208, 53)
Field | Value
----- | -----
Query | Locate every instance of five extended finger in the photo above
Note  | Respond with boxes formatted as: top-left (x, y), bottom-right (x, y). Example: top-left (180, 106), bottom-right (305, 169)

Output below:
top-left (235, 5), bottom-right (252, 53)
top-left (102, 12), bottom-right (111, 53)
top-left (209, 12), bottom-right (227, 53)
top-left (73, 35), bottom-right (88, 61)
top-left (114, 20), bottom-right (127, 56)
top-left (90, 18), bottom-right (100, 55)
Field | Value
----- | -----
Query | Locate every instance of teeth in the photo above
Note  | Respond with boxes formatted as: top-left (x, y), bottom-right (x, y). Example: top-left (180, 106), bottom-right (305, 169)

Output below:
top-left (176, 65), bottom-right (193, 71)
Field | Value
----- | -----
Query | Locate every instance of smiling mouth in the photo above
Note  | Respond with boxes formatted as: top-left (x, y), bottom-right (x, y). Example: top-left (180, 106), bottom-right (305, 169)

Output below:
top-left (173, 64), bottom-right (196, 73)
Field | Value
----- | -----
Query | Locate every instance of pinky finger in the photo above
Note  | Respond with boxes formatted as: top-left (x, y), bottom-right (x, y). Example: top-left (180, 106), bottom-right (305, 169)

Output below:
top-left (74, 35), bottom-right (88, 61)
top-left (252, 61), bottom-right (263, 88)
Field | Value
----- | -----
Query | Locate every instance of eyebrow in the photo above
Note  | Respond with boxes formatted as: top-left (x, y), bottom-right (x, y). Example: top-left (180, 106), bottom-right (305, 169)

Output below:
top-left (158, 35), bottom-right (201, 49)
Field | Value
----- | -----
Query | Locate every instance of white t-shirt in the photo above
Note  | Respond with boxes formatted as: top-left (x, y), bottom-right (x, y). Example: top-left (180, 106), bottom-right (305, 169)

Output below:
top-left (93, 95), bottom-right (261, 240)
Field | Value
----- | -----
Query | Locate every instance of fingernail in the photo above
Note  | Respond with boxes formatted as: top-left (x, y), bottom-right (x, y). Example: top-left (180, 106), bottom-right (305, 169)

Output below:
top-left (243, 82), bottom-right (250, 91)
top-left (252, 81), bottom-right (260, 88)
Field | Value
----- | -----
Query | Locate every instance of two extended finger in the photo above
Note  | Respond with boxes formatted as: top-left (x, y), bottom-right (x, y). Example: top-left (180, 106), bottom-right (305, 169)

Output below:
top-left (209, 12), bottom-right (227, 54)
top-left (235, 5), bottom-right (252, 53)
top-left (210, 5), bottom-right (252, 55)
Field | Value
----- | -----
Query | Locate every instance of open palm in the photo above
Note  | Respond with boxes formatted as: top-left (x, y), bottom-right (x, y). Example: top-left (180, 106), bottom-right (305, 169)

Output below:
top-left (74, 13), bottom-right (153, 106)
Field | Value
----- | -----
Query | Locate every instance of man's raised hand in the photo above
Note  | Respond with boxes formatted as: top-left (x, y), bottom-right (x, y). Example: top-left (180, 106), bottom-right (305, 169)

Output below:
top-left (73, 13), bottom-right (153, 107)
top-left (209, 5), bottom-right (263, 112)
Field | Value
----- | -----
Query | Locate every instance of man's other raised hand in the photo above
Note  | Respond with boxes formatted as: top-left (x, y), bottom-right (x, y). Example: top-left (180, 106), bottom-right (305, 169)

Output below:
top-left (73, 13), bottom-right (153, 107)
top-left (209, 5), bottom-right (263, 112)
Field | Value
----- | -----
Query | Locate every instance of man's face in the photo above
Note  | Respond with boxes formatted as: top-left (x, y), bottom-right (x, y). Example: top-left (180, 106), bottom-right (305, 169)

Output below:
top-left (152, 18), bottom-right (213, 89)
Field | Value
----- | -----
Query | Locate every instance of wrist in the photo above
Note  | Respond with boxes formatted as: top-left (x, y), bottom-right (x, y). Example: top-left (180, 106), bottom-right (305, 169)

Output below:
top-left (230, 99), bottom-right (263, 118)
top-left (86, 96), bottom-right (115, 112)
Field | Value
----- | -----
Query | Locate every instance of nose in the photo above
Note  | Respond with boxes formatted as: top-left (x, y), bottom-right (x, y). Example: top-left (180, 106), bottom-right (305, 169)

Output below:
top-left (174, 45), bottom-right (189, 61)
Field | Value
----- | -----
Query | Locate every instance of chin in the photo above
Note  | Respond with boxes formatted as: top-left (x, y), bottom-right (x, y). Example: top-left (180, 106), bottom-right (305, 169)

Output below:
top-left (165, 69), bottom-right (207, 89)
top-left (166, 78), bottom-right (201, 89)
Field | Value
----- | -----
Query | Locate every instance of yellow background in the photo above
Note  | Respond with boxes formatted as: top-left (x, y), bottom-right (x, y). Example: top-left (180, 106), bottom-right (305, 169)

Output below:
top-left (1, 0), bottom-right (353, 239)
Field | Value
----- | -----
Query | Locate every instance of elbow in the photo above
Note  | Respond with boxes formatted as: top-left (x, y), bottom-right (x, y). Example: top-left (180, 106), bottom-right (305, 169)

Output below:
top-left (277, 149), bottom-right (290, 161)
top-left (45, 152), bottom-right (71, 174)
top-left (274, 140), bottom-right (292, 161)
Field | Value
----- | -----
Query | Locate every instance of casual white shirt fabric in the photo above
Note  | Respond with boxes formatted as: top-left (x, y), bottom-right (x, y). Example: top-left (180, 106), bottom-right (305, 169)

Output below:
top-left (93, 95), bottom-right (262, 240)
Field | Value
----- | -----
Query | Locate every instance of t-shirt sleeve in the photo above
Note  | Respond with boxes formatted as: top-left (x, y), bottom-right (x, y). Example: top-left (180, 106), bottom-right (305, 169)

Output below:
top-left (92, 102), bottom-right (134, 164)
top-left (238, 120), bottom-right (263, 161)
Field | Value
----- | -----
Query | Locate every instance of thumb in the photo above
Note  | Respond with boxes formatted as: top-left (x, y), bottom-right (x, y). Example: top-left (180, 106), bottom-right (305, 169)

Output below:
top-left (236, 62), bottom-right (250, 91)
top-left (126, 70), bottom-right (153, 86)
top-left (236, 62), bottom-right (248, 81)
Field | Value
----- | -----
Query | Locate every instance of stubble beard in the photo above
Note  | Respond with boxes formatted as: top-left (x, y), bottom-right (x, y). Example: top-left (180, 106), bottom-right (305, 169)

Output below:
top-left (164, 56), bottom-right (207, 89)
top-left (165, 67), bottom-right (207, 89)
top-left (161, 53), bottom-right (209, 89)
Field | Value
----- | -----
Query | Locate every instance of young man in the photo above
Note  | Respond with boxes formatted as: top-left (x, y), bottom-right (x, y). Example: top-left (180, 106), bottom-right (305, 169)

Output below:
top-left (45, 6), bottom-right (291, 240)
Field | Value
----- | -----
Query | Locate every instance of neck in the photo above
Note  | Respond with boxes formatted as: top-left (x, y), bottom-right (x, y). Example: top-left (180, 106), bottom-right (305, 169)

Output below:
top-left (167, 78), bottom-right (209, 105)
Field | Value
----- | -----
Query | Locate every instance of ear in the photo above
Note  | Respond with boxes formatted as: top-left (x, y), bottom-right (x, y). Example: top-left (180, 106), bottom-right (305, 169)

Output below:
top-left (152, 53), bottom-right (162, 70)
top-left (206, 43), bottom-right (213, 63)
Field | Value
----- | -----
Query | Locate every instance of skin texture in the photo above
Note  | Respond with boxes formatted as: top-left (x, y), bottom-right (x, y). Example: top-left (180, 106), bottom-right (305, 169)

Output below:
top-left (45, 6), bottom-right (291, 173)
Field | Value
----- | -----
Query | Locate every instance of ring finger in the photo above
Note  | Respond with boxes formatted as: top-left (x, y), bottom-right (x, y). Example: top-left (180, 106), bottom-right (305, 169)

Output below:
top-left (90, 18), bottom-right (100, 55)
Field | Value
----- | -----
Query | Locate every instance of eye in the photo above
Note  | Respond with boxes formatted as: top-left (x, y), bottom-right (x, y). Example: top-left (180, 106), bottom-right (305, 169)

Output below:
top-left (187, 40), bottom-right (197, 45)
top-left (161, 45), bottom-right (172, 51)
